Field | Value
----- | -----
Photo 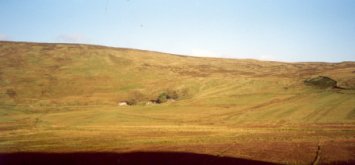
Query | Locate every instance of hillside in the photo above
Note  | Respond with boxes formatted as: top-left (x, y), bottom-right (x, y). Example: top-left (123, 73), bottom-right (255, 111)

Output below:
top-left (0, 41), bottom-right (355, 164)
top-left (1, 41), bottom-right (354, 123)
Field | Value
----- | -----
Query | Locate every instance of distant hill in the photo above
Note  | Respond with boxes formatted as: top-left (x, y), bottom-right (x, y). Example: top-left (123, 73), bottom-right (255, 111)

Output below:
top-left (0, 41), bottom-right (355, 123)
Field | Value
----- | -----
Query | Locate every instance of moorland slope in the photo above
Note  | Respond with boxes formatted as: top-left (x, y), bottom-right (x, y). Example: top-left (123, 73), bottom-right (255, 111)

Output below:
top-left (0, 41), bottom-right (354, 164)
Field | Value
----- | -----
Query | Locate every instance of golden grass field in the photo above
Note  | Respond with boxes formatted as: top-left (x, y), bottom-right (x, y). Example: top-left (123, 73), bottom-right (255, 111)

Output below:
top-left (0, 41), bottom-right (355, 164)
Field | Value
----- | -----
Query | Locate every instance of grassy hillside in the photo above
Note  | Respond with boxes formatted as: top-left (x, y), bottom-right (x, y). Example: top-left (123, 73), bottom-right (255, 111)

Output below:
top-left (1, 41), bottom-right (354, 123)
top-left (0, 41), bottom-right (355, 164)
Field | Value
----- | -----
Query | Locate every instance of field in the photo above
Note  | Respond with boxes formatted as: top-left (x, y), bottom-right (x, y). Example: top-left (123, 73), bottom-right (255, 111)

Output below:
top-left (0, 41), bottom-right (355, 164)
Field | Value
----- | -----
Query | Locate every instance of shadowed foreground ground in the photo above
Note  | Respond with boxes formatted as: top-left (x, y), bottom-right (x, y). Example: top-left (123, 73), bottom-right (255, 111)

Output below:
top-left (0, 152), bottom-right (278, 165)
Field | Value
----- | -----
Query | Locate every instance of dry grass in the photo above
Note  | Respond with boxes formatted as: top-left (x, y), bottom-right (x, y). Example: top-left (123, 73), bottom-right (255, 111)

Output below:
top-left (0, 41), bottom-right (355, 164)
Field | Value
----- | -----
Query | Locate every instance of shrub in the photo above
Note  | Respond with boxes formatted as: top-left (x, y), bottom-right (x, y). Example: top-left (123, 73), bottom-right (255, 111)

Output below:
top-left (156, 90), bottom-right (179, 104)
top-left (126, 90), bottom-right (146, 105)
top-left (304, 76), bottom-right (337, 89)
top-left (157, 93), bottom-right (168, 103)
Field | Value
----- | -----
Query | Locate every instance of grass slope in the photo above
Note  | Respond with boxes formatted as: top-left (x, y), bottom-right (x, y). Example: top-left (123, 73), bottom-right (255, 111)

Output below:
top-left (0, 41), bottom-right (355, 164)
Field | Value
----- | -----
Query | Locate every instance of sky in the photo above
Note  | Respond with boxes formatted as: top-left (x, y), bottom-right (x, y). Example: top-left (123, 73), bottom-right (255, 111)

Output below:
top-left (0, 0), bottom-right (354, 62)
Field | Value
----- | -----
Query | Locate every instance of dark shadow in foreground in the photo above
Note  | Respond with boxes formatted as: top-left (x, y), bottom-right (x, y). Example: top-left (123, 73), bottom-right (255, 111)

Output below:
top-left (0, 152), bottom-right (277, 165)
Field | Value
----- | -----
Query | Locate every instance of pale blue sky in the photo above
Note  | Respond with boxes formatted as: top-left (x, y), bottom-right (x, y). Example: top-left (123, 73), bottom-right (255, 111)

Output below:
top-left (0, 0), bottom-right (354, 62)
